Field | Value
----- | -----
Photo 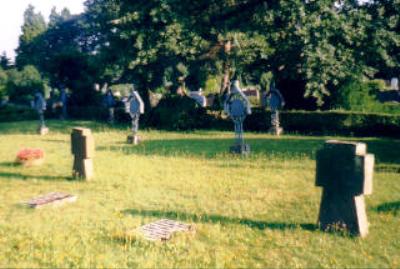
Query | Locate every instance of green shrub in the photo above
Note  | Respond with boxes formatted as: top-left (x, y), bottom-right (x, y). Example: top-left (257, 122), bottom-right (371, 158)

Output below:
top-left (146, 95), bottom-right (212, 130)
top-left (367, 79), bottom-right (387, 94)
top-left (0, 67), bottom-right (7, 98)
top-left (278, 110), bottom-right (400, 137)
top-left (378, 103), bottom-right (400, 114)
top-left (6, 66), bottom-right (46, 104)
top-left (203, 75), bottom-right (220, 95)
top-left (109, 84), bottom-right (132, 97)
top-left (0, 105), bottom-right (37, 122)
top-left (334, 80), bottom-right (380, 112)
top-left (68, 106), bottom-right (108, 120)
top-left (1, 102), bottom-right (399, 138)
top-left (259, 71), bottom-right (273, 92)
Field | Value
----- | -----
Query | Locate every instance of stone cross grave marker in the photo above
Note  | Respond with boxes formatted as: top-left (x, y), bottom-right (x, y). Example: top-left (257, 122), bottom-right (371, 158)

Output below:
top-left (71, 127), bottom-right (94, 180)
top-left (138, 219), bottom-right (195, 241)
top-left (266, 81), bottom-right (285, 136)
top-left (224, 80), bottom-right (252, 155)
top-left (26, 192), bottom-right (77, 208)
top-left (316, 140), bottom-right (374, 237)
top-left (125, 87), bottom-right (144, 145)
top-left (34, 92), bottom-right (49, 135)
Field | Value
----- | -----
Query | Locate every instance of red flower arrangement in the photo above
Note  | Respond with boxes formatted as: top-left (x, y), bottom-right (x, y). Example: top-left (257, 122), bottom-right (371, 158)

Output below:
top-left (16, 148), bottom-right (45, 166)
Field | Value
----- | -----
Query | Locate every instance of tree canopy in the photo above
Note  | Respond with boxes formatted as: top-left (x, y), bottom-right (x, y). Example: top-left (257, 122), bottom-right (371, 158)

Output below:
top-left (10, 0), bottom-right (400, 108)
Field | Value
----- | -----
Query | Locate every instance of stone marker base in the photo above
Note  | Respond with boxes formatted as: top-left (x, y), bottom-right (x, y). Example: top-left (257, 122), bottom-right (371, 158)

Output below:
top-left (26, 192), bottom-right (77, 208)
top-left (127, 135), bottom-right (140, 145)
top-left (72, 158), bottom-right (93, 180)
top-left (137, 219), bottom-right (196, 241)
top-left (318, 189), bottom-right (369, 237)
top-left (268, 127), bottom-right (283, 136)
top-left (230, 144), bottom-right (251, 155)
top-left (37, 127), bottom-right (49, 135)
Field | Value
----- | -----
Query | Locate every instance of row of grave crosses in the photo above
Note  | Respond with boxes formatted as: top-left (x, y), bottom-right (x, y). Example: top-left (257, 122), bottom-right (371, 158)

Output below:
top-left (34, 80), bottom-right (285, 151)
top-left (40, 83), bottom-right (374, 238)
top-left (33, 84), bottom-right (146, 145)
top-left (224, 79), bottom-right (285, 154)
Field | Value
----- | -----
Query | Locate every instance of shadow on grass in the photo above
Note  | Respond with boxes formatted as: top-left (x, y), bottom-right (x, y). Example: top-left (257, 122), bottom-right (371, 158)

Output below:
top-left (0, 120), bottom-right (125, 134)
top-left (0, 171), bottom-right (71, 181)
top-left (122, 208), bottom-right (318, 232)
top-left (375, 201), bottom-right (400, 215)
top-left (97, 137), bottom-right (325, 160)
top-left (97, 137), bottom-right (400, 167)
top-left (44, 139), bottom-right (68, 144)
top-left (0, 162), bottom-right (18, 167)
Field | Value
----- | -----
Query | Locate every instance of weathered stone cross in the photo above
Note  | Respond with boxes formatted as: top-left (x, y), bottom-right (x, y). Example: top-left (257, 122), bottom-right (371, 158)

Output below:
top-left (71, 127), bottom-right (94, 180)
top-left (316, 140), bottom-right (374, 237)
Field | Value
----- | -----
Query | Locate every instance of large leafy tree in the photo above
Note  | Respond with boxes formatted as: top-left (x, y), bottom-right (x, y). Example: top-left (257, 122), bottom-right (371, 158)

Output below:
top-left (362, 0), bottom-right (400, 79)
top-left (14, 0), bottom-right (399, 108)
top-left (16, 6), bottom-right (101, 105)
top-left (15, 5), bottom-right (47, 68)
top-left (84, 0), bottom-right (273, 102)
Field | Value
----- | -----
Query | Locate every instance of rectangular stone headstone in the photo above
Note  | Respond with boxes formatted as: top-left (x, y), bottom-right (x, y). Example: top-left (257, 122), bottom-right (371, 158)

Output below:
top-left (138, 219), bottom-right (195, 241)
top-left (71, 127), bottom-right (95, 180)
top-left (71, 128), bottom-right (94, 159)
top-left (26, 192), bottom-right (77, 208)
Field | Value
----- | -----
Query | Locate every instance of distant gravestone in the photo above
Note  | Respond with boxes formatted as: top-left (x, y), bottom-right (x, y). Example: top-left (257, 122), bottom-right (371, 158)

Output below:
top-left (266, 81), bottom-right (285, 136)
top-left (188, 89), bottom-right (207, 107)
top-left (138, 219), bottom-right (195, 241)
top-left (104, 88), bottom-right (116, 124)
top-left (316, 140), bottom-right (374, 237)
top-left (391, 77), bottom-right (399, 91)
top-left (26, 192), bottom-right (77, 208)
top-left (224, 80), bottom-right (252, 155)
top-left (124, 84), bottom-right (145, 145)
top-left (59, 86), bottom-right (68, 120)
top-left (71, 128), bottom-right (94, 180)
top-left (34, 92), bottom-right (49, 135)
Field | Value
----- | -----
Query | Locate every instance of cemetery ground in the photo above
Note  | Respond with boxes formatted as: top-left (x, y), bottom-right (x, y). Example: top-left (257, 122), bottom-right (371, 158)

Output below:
top-left (0, 121), bottom-right (399, 268)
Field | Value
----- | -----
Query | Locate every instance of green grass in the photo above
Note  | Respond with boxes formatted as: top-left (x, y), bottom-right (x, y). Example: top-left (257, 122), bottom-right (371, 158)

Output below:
top-left (0, 120), bottom-right (399, 268)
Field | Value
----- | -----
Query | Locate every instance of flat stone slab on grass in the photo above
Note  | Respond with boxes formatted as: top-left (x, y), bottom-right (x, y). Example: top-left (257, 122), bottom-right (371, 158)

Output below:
top-left (138, 219), bottom-right (195, 241)
top-left (26, 192), bottom-right (77, 208)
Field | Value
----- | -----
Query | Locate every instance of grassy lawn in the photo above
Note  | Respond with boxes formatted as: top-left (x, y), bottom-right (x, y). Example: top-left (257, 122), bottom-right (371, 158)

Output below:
top-left (0, 120), bottom-right (399, 268)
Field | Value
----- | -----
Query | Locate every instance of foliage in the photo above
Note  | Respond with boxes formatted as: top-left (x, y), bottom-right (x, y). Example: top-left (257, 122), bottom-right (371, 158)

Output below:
top-left (84, 0), bottom-right (272, 96)
top-left (279, 109), bottom-right (400, 138)
top-left (368, 79), bottom-right (388, 93)
top-left (146, 95), bottom-right (210, 130)
top-left (362, 0), bottom-right (400, 78)
top-left (0, 52), bottom-right (11, 70)
top-left (15, 6), bottom-right (101, 106)
top-left (334, 80), bottom-right (380, 112)
top-left (6, 65), bottom-right (46, 104)
top-left (259, 71), bottom-right (273, 92)
top-left (15, 5), bottom-right (47, 68)
top-left (203, 75), bottom-right (220, 95)
top-left (109, 84), bottom-right (131, 97)
top-left (0, 67), bottom-right (7, 98)
top-left (10, 0), bottom-right (400, 108)
top-left (0, 104), bottom-right (37, 122)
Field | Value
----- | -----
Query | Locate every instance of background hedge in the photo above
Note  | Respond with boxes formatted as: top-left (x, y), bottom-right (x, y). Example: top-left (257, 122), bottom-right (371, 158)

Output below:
top-left (1, 104), bottom-right (399, 138)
